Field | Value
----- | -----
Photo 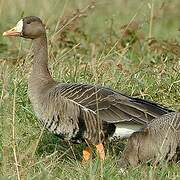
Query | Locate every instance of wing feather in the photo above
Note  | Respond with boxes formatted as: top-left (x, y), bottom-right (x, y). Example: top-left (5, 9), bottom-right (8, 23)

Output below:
top-left (55, 83), bottom-right (173, 125)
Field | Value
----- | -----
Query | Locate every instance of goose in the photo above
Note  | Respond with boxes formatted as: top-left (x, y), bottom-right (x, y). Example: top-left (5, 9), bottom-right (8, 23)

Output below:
top-left (118, 112), bottom-right (180, 167)
top-left (3, 16), bottom-right (173, 161)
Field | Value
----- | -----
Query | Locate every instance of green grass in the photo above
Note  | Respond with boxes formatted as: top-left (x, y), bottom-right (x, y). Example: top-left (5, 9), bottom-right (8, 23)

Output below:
top-left (0, 0), bottom-right (180, 179)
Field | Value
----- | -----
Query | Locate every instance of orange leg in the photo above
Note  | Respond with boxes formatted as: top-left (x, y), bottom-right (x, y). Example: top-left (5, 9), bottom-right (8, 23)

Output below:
top-left (96, 143), bottom-right (105, 160)
top-left (82, 146), bottom-right (92, 163)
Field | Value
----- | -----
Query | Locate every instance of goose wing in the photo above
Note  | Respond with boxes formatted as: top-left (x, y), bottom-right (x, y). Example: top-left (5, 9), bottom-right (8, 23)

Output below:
top-left (45, 87), bottom-right (104, 143)
top-left (56, 83), bottom-right (173, 125)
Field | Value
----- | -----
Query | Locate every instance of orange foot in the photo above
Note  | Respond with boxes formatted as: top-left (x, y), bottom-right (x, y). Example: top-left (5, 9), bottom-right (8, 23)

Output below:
top-left (96, 143), bottom-right (105, 160)
top-left (82, 146), bottom-right (92, 163)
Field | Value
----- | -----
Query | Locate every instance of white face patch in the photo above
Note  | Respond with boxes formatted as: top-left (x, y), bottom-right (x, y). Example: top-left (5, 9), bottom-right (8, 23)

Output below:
top-left (15, 19), bottom-right (23, 32)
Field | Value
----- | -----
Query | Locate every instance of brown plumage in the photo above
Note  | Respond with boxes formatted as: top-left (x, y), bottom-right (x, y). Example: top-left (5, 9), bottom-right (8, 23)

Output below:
top-left (3, 16), bottom-right (173, 161)
top-left (118, 112), bottom-right (180, 167)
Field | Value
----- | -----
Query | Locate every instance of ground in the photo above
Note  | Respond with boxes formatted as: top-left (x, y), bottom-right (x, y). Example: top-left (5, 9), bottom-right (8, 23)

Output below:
top-left (0, 0), bottom-right (180, 179)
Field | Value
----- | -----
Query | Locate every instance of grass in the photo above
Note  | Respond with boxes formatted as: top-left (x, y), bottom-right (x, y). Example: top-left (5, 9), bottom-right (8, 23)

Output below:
top-left (0, 0), bottom-right (180, 179)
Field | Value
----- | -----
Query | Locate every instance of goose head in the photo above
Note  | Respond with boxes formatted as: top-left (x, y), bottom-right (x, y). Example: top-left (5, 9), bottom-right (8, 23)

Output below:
top-left (3, 16), bottom-right (45, 39)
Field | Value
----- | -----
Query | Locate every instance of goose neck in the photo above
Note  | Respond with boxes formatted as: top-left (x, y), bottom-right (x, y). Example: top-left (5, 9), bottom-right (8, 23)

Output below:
top-left (30, 34), bottom-right (53, 82)
top-left (32, 35), bottom-right (48, 69)
top-left (28, 34), bottom-right (55, 97)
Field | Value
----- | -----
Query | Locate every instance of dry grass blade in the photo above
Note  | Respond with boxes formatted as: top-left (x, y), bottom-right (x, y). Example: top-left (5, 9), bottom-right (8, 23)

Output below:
top-left (51, 0), bottom-right (96, 42)
top-left (12, 79), bottom-right (21, 180)
top-left (148, 0), bottom-right (154, 38)
top-left (31, 125), bottom-right (46, 158)
top-left (100, 1), bottom-right (146, 61)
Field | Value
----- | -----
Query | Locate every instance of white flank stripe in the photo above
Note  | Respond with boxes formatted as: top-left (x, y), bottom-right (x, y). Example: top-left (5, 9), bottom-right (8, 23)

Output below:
top-left (110, 124), bottom-right (142, 140)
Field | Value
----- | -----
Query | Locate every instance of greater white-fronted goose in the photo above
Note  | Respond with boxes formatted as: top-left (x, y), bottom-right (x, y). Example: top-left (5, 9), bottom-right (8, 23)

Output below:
top-left (118, 112), bottom-right (180, 167)
top-left (3, 16), bottom-right (173, 161)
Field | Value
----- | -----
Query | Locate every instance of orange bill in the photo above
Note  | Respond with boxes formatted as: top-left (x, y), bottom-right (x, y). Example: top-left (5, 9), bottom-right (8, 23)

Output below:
top-left (3, 27), bottom-right (21, 36)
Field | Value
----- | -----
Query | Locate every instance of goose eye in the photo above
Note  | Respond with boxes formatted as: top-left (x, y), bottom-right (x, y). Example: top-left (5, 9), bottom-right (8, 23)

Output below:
top-left (27, 21), bottom-right (31, 24)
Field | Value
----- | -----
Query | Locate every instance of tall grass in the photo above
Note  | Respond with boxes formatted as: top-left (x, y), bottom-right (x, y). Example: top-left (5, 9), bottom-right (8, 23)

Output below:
top-left (0, 0), bottom-right (180, 179)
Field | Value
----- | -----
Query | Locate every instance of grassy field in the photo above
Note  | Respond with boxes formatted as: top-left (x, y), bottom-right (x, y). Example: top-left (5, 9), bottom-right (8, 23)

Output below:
top-left (0, 0), bottom-right (180, 179)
